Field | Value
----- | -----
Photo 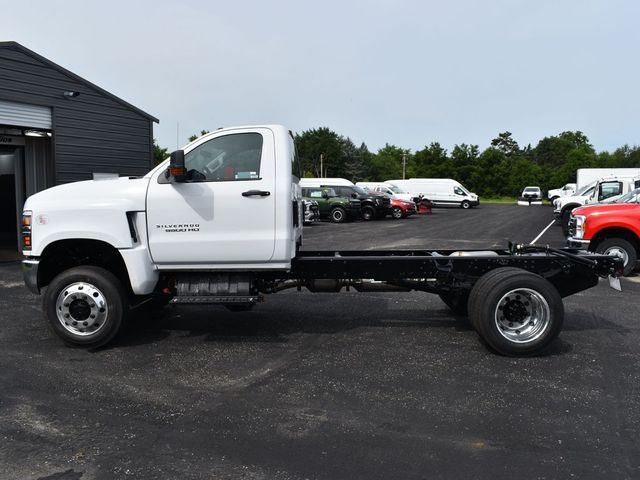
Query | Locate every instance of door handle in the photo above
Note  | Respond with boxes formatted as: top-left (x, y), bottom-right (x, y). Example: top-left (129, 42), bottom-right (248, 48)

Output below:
top-left (242, 190), bottom-right (271, 197)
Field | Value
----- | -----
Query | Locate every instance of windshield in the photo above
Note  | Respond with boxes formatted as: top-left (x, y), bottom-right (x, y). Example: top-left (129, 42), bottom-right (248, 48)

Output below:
top-left (524, 187), bottom-right (539, 192)
top-left (614, 187), bottom-right (640, 203)
top-left (387, 185), bottom-right (407, 194)
top-left (576, 181), bottom-right (596, 196)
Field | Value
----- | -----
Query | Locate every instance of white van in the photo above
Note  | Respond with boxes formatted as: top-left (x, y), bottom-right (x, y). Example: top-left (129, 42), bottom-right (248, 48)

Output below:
top-left (355, 182), bottom-right (415, 202)
top-left (386, 178), bottom-right (479, 209)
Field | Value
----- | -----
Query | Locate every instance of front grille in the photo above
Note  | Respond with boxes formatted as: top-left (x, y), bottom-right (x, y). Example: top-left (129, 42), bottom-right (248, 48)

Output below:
top-left (568, 217), bottom-right (577, 237)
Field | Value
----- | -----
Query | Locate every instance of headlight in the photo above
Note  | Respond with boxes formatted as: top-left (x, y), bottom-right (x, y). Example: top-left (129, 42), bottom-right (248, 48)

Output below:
top-left (22, 211), bottom-right (32, 251)
top-left (574, 215), bottom-right (586, 239)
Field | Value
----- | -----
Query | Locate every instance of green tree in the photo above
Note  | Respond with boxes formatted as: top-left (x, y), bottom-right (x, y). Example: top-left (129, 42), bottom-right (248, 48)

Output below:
top-left (295, 127), bottom-right (345, 177)
top-left (188, 130), bottom-right (210, 142)
top-left (153, 139), bottom-right (168, 166)
top-left (491, 132), bottom-right (520, 156)
top-left (412, 142), bottom-right (448, 177)
top-left (367, 144), bottom-right (409, 181)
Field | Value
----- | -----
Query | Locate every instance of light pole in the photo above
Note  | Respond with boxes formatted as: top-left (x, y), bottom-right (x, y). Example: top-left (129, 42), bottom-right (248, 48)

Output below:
top-left (402, 154), bottom-right (407, 180)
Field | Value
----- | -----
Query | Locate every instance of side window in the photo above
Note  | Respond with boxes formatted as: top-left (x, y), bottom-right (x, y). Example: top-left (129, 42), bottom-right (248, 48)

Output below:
top-left (599, 181), bottom-right (622, 200)
top-left (309, 190), bottom-right (323, 199)
top-left (184, 132), bottom-right (263, 182)
top-left (454, 186), bottom-right (466, 196)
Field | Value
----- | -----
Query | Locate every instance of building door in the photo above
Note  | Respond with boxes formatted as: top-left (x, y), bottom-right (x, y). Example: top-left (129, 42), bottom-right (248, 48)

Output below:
top-left (0, 147), bottom-right (25, 250)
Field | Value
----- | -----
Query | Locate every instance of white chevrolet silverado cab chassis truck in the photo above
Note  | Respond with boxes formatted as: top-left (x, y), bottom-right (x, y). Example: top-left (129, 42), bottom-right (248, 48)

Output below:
top-left (21, 125), bottom-right (623, 356)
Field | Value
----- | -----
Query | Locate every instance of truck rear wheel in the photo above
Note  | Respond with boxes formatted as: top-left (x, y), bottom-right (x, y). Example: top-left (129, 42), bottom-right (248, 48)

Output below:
top-left (330, 207), bottom-right (347, 223)
top-left (43, 266), bottom-right (127, 348)
top-left (468, 267), bottom-right (563, 356)
top-left (362, 205), bottom-right (376, 221)
top-left (595, 237), bottom-right (637, 276)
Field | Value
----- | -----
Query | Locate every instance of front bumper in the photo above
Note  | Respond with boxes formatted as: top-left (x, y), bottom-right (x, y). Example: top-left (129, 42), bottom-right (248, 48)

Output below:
top-left (22, 258), bottom-right (40, 294)
top-left (567, 237), bottom-right (591, 249)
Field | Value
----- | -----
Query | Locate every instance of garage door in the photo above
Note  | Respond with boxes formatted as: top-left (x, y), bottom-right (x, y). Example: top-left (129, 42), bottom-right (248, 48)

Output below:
top-left (0, 99), bottom-right (52, 129)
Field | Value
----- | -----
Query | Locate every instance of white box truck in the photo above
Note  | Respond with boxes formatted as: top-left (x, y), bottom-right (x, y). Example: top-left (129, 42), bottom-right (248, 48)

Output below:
top-left (577, 169), bottom-right (640, 190)
top-left (386, 178), bottom-right (479, 209)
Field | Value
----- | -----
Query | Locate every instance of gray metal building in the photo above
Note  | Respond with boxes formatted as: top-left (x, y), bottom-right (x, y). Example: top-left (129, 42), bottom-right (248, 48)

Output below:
top-left (0, 41), bottom-right (158, 250)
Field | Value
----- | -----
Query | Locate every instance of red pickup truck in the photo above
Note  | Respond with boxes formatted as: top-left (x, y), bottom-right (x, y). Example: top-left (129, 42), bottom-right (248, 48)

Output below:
top-left (568, 188), bottom-right (640, 275)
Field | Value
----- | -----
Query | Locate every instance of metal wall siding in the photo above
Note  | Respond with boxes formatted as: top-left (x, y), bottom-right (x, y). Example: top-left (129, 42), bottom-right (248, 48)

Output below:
top-left (0, 46), bottom-right (154, 184)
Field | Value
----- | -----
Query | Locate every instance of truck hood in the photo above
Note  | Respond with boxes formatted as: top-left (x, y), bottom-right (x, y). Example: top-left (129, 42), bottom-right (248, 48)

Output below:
top-left (24, 176), bottom-right (150, 213)
top-left (573, 203), bottom-right (640, 217)
top-left (23, 176), bottom-right (151, 256)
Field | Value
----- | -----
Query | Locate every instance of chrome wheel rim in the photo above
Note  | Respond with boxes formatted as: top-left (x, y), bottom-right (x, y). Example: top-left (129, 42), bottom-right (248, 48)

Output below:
top-left (56, 282), bottom-right (108, 336)
top-left (604, 246), bottom-right (629, 266)
top-left (332, 210), bottom-right (343, 221)
top-left (392, 208), bottom-right (403, 219)
top-left (494, 288), bottom-right (550, 343)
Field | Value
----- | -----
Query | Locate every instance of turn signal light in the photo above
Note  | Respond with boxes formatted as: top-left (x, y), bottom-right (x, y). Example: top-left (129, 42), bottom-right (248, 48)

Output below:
top-left (22, 211), bottom-right (32, 251)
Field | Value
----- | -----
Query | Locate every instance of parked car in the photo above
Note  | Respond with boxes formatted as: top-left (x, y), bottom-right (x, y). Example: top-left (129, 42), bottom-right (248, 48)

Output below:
top-left (356, 182), bottom-right (416, 203)
top-left (300, 178), bottom-right (390, 221)
top-left (301, 187), bottom-right (361, 223)
top-left (390, 198), bottom-right (417, 219)
top-left (386, 178), bottom-right (479, 209)
top-left (568, 187), bottom-right (640, 276)
top-left (521, 186), bottom-right (542, 201)
top-left (302, 199), bottom-right (320, 224)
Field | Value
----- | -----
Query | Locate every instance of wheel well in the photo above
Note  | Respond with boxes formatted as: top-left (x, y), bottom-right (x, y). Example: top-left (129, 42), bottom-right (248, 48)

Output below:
top-left (589, 228), bottom-right (640, 252)
top-left (38, 239), bottom-right (132, 293)
top-left (561, 203), bottom-right (581, 215)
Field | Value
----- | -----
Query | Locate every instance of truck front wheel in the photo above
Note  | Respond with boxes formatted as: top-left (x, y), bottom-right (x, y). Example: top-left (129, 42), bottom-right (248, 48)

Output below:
top-left (595, 237), bottom-right (637, 276)
top-left (43, 266), bottom-right (127, 348)
top-left (460, 200), bottom-right (471, 209)
top-left (468, 267), bottom-right (563, 356)
top-left (330, 207), bottom-right (347, 223)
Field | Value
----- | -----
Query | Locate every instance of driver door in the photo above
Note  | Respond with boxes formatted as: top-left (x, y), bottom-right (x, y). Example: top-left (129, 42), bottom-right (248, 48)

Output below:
top-left (146, 128), bottom-right (276, 266)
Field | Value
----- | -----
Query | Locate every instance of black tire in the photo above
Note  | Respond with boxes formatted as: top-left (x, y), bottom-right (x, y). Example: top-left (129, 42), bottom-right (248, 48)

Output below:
top-left (330, 207), bottom-right (347, 223)
top-left (391, 207), bottom-right (404, 219)
top-left (439, 291), bottom-right (469, 316)
top-left (594, 237), bottom-right (637, 276)
top-left (467, 267), bottom-right (564, 356)
top-left (561, 209), bottom-right (571, 235)
top-left (225, 304), bottom-right (255, 312)
top-left (362, 205), bottom-right (376, 221)
top-left (43, 266), bottom-right (127, 348)
top-left (461, 200), bottom-right (471, 209)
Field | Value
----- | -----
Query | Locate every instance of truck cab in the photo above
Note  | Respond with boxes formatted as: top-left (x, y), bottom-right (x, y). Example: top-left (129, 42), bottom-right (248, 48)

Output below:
top-left (568, 187), bottom-right (640, 276)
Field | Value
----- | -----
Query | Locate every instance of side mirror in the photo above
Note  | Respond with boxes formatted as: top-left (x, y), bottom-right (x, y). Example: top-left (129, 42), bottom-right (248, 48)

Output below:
top-left (168, 150), bottom-right (186, 182)
top-left (351, 193), bottom-right (358, 199)
top-left (322, 191), bottom-right (329, 199)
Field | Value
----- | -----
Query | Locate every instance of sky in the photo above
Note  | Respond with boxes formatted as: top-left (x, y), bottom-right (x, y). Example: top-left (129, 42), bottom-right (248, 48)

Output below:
top-left (2, 0), bottom-right (639, 153)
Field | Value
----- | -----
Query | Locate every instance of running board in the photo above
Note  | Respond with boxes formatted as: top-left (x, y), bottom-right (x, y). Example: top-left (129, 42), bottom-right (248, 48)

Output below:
top-left (169, 295), bottom-right (262, 305)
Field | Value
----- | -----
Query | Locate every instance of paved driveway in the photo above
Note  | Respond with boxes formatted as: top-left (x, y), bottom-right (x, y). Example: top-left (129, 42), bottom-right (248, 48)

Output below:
top-left (1, 205), bottom-right (638, 480)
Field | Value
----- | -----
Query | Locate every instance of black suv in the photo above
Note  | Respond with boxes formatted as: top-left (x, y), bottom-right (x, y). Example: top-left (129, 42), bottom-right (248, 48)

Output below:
top-left (327, 185), bottom-right (391, 220)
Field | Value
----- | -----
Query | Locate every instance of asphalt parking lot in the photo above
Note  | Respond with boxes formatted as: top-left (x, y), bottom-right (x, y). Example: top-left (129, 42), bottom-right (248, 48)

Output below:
top-left (1, 204), bottom-right (639, 480)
